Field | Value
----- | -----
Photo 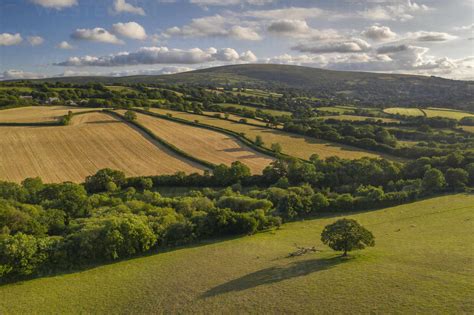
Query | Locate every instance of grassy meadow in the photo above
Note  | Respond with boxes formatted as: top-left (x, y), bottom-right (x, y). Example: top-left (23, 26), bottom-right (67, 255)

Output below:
top-left (383, 107), bottom-right (425, 117)
top-left (1, 194), bottom-right (472, 314)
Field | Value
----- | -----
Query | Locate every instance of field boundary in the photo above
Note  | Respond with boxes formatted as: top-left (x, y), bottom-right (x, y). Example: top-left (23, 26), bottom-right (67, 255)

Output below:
top-left (106, 110), bottom-right (216, 170)
top-left (134, 108), bottom-right (298, 162)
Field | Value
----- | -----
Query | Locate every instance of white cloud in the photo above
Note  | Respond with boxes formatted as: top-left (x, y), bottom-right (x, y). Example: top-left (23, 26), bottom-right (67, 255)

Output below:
top-left (244, 7), bottom-right (325, 20)
top-left (357, 0), bottom-right (431, 21)
top-left (30, 0), bottom-right (77, 10)
top-left (110, 0), bottom-right (145, 16)
top-left (71, 28), bottom-right (124, 44)
top-left (164, 15), bottom-right (261, 40)
top-left (268, 19), bottom-right (311, 34)
top-left (362, 25), bottom-right (397, 41)
top-left (293, 38), bottom-right (371, 54)
top-left (57, 41), bottom-right (74, 49)
top-left (0, 33), bottom-right (23, 46)
top-left (228, 26), bottom-right (262, 41)
top-left (454, 23), bottom-right (474, 32)
top-left (27, 36), bottom-right (45, 46)
top-left (407, 31), bottom-right (457, 42)
top-left (112, 22), bottom-right (147, 40)
top-left (55, 46), bottom-right (258, 66)
top-left (0, 70), bottom-right (47, 80)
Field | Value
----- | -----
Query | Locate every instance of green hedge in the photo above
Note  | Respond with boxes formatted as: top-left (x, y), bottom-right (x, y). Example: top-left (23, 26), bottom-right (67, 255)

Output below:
top-left (134, 109), bottom-right (301, 162)
top-left (104, 110), bottom-right (215, 170)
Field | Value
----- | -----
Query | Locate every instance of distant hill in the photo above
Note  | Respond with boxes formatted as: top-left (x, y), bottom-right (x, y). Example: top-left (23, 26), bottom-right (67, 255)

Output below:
top-left (32, 64), bottom-right (474, 110)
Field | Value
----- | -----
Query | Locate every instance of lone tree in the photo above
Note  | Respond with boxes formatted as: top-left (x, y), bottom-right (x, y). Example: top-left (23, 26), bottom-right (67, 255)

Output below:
top-left (124, 110), bottom-right (137, 122)
top-left (321, 219), bottom-right (375, 256)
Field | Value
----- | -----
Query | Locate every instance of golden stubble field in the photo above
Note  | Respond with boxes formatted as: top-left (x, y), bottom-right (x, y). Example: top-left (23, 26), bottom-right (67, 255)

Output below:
top-left (0, 112), bottom-right (206, 183)
top-left (149, 108), bottom-right (394, 161)
top-left (119, 111), bottom-right (275, 174)
top-left (0, 106), bottom-right (100, 123)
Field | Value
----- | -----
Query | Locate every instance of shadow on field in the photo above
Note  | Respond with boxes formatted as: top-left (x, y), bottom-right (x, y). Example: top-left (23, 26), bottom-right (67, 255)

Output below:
top-left (202, 256), bottom-right (347, 298)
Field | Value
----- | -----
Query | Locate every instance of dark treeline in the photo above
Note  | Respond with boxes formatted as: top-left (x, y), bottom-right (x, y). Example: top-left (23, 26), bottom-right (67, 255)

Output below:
top-left (1, 152), bottom-right (473, 282)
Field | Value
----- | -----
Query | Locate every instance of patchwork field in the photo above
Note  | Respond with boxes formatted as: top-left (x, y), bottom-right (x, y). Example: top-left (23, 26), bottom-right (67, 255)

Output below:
top-left (150, 109), bottom-right (396, 161)
top-left (119, 111), bottom-right (274, 174)
top-left (0, 106), bottom-right (99, 123)
top-left (1, 194), bottom-right (472, 314)
top-left (202, 111), bottom-right (270, 127)
top-left (0, 112), bottom-right (205, 183)
top-left (383, 107), bottom-right (425, 116)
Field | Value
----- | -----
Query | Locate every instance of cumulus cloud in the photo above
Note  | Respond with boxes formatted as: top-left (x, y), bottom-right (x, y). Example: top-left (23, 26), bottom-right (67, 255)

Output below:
top-left (244, 7), bottom-right (324, 20)
top-left (267, 19), bottom-right (342, 40)
top-left (71, 28), bottom-right (124, 44)
top-left (55, 46), bottom-right (257, 67)
top-left (0, 33), bottom-right (23, 46)
top-left (454, 23), bottom-right (474, 32)
top-left (0, 70), bottom-right (47, 80)
top-left (57, 41), bottom-right (74, 49)
top-left (407, 31), bottom-right (457, 42)
top-left (357, 0), bottom-right (431, 21)
top-left (110, 0), bottom-right (145, 16)
top-left (27, 36), bottom-right (44, 46)
top-left (362, 25), bottom-right (397, 41)
top-left (30, 0), bottom-right (77, 10)
top-left (292, 38), bottom-right (371, 54)
top-left (112, 22), bottom-right (147, 40)
top-left (164, 15), bottom-right (261, 40)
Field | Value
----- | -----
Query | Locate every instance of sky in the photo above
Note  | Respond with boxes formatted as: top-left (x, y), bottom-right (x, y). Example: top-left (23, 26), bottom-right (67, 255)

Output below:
top-left (0, 0), bottom-right (473, 80)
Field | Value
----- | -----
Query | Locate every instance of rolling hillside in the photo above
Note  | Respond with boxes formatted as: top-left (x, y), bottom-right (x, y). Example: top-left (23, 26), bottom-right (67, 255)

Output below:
top-left (29, 64), bottom-right (474, 110)
top-left (1, 194), bottom-right (472, 314)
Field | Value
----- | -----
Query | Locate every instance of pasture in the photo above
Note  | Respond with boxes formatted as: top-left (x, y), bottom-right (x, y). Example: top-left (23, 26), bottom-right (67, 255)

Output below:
top-left (0, 112), bottom-right (205, 183)
top-left (423, 108), bottom-right (474, 120)
top-left (150, 109), bottom-right (395, 161)
top-left (1, 194), bottom-right (472, 313)
top-left (120, 111), bottom-right (274, 174)
top-left (0, 106), bottom-right (99, 123)
top-left (383, 107), bottom-right (425, 117)
top-left (216, 103), bottom-right (291, 117)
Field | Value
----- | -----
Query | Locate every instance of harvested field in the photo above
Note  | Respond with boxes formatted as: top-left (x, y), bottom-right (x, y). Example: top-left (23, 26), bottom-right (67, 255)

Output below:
top-left (120, 111), bottom-right (274, 174)
top-left (0, 106), bottom-right (99, 123)
top-left (383, 108), bottom-right (424, 117)
top-left (149, 109), bottom-right (398, 161)
top-left (202, 111), bottom-right (271, 127)
top-left (0, 112), bottom-right (205, 183)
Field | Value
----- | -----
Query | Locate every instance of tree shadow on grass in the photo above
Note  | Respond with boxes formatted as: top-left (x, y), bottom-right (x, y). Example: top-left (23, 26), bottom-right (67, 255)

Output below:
top-left (201, 256), bottom-right (348, 298)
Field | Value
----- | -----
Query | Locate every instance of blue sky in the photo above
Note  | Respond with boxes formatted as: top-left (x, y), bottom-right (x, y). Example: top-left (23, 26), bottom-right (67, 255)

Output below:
top-left (0, 0), bottom-right (473, 80)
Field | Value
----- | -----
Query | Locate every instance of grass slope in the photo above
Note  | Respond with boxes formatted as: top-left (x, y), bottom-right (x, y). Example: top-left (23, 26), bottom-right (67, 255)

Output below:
top-left (1, 194), bottom-right (472, 313)
top-left (0, 112), bottom-right (205, 183)
top-left (120, 111), bottom-right (274, 174)
top-left (150, 108), bottom-right (396, 161)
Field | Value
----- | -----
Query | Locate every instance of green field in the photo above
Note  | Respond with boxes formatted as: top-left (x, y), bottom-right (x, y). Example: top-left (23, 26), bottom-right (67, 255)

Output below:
top-left (105, 85), bottom-right (137, 92)
top-left (0, 86), bottom-right (34, 92)
top-left (383, 107), bottom-right (425, 116)
top-left (217, 103), bottom-right (291, 116)
top-left (317, 106), bottom-right (356, 114)
top-left (1, 194), bottom-right (472, 313)
top-left (424, 108), bottom-right (474, 120)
